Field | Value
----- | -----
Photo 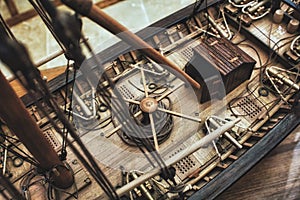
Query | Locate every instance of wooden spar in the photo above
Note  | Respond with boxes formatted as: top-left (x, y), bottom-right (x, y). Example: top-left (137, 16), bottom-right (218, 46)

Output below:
top-left (0, 71), bottom-right (73, 189)
top-left (116, 118), bottom-right (241, 196)
top-left (61, 0), bottom-right (200, 89)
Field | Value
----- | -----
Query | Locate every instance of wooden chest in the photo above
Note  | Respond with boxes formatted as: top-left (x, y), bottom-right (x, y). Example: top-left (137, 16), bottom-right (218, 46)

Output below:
top-left (185, 37), bottom-right (256, 103)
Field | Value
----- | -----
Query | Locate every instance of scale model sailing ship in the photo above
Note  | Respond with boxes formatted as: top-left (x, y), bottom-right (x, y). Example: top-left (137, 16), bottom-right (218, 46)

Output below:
top-left (0, 0), bottom-right (299, 199)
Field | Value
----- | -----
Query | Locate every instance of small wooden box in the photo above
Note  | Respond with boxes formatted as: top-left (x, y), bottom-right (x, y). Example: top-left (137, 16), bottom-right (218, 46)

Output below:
top-left (185, 37), bottom-right (256, 103)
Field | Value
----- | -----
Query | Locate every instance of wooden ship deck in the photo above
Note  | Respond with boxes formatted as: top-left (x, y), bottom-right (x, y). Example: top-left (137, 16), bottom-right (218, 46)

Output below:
top-left (0, 0), bottom-right (300, 199)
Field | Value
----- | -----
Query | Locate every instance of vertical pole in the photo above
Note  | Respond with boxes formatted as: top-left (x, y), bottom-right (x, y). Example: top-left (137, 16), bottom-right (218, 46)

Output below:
top-left (0, 71), bottom-right (73, 189)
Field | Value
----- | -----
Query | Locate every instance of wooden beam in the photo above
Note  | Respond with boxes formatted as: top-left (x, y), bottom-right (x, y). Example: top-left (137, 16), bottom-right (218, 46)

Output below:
top-left (96, 0), bottom-right (124, 8)
top-left (6, 0), bottom-right (61, 27)
top-left (4, 0), bottom-right (18, 16)
top-left (6, 9), bottom-right (37, 27)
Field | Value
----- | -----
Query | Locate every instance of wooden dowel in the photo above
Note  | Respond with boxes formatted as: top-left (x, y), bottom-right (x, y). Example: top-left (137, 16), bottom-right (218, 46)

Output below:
top-left (61, 0), bottom-right (200, 89)
top-left (0, 71), bottom-right (73, 189)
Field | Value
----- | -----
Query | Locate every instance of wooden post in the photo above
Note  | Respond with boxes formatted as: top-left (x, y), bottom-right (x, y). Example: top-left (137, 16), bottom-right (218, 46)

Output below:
top-left (61, 0), bottom-right (200, 89)
top-left (0, 71), bottom-right (73, 189)
top-left (4, 0), bottom-right (18, 16)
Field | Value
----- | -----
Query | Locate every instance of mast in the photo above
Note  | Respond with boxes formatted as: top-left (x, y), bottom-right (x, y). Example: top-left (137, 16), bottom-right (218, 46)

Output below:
top-left (0, 70), bottom-right (73, 189)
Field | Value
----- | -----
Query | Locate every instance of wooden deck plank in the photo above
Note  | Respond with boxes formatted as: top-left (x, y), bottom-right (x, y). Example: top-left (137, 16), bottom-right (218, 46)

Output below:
top-left (217, 125), bottom-right (300, 200)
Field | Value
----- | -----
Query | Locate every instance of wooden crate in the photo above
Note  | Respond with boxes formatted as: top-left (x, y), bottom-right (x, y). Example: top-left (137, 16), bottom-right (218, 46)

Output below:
top-left (185, 37), bottom-right (256, 103)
